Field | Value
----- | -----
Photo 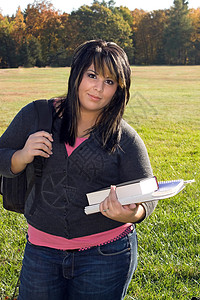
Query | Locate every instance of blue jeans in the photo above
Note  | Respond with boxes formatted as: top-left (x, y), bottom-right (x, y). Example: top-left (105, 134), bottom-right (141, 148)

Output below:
top-left (18, 230), bottom-right (137, 300)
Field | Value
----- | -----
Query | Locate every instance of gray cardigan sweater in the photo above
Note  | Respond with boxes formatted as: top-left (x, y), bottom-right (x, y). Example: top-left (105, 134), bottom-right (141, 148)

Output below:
top-left (0, 100), bottom-right (157, 238)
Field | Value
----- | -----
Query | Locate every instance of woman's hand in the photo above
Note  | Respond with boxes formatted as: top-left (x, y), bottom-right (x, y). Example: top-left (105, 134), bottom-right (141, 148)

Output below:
top-left (11, 131), bottom-right (53, 174)
top-left (99, 185), bottom-right (146, 223)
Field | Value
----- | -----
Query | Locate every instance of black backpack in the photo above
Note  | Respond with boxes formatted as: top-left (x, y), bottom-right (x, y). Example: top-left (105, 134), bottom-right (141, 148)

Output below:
top-left (0, 99), bottom-right (53, 214)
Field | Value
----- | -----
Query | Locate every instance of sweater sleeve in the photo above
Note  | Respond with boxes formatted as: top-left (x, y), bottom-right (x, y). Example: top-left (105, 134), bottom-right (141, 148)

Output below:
top-left (119, 121), bottom-right (158, 221)
top-left (0, 102), bottom-right (37, 177)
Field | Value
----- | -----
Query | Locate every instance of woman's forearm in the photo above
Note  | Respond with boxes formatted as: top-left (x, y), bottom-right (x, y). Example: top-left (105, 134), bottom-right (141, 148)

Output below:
top-left (11, 150), bottom-right (28, 174)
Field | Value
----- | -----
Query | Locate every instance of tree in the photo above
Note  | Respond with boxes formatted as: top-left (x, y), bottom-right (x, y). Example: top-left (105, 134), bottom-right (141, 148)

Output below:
top-left (92, 0), bottom-right (116, 10)
top-left (189, 8), bottom-right (200, 64)
top-left (130, 9), bottom-right (147, 64)
top-left (115, 6), bottom-right (133, 27)
top-left (67, 3), bottom-right (133, 62)
top-left (24, 0), bottom-right (64, 65)
top-left (11, 7), bottom-right (26, 47)
top-left (19, 36), bottom-right (42, 67)
top-left (164, 0), bottom-right (194, 64)
top-left (134, 10), bottom-right (168, 65)
top-left (0, 17), bottom-right (18, 67)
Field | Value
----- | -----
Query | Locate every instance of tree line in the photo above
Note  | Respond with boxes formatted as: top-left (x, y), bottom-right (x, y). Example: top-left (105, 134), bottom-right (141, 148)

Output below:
top-left (0, 0), bottom-right (199, 68)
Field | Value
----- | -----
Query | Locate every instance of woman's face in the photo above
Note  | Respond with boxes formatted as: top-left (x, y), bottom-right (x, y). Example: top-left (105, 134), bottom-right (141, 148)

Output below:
top-left (78, 64), bottom-right (118, 117)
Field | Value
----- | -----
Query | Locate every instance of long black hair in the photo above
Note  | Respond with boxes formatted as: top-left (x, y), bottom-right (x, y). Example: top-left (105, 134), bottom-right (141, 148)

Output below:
top-left (58, 39), bottom-right (131, 152)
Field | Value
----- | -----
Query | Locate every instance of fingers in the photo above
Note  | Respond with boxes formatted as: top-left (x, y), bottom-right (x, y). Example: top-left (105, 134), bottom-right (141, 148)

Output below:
top-left (33, 131), bottom-right (53, 142)
top-left (22, 131), bottom-right (54, 163)
top-left (124, 203), bottom-right (137, 210)
top-left (100, 185), bottom-right (120, 215)
top-left (28, 132), bottom-right (53, 154)
top-left (99, 185), bottom-right (141, 223)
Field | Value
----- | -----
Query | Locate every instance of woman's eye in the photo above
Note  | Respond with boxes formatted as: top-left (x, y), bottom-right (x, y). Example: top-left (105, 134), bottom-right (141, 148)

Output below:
top-left (106, 79), bottom-right (114, 85)
top-left (88, 73), bottom-right (96, 79)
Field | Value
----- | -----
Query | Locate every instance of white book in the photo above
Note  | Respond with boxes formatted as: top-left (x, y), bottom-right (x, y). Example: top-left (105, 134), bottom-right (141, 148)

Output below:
top-left (87, 176), bottom-right (158, 206)
top-left (84, 179), bottom-right (195, 215)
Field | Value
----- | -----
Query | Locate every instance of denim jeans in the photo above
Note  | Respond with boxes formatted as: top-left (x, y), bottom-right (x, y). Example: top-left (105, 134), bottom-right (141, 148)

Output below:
top-left (18, 230), bottom-right (137, 300)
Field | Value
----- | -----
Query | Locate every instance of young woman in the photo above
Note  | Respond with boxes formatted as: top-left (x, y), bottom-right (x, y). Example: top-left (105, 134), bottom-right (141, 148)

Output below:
top-left (0, 40), bottom-right (157, 300)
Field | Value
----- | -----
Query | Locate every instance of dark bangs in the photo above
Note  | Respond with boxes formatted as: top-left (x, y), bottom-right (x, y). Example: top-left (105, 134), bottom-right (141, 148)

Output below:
top-left (92, 50), bottom-right (124, 89)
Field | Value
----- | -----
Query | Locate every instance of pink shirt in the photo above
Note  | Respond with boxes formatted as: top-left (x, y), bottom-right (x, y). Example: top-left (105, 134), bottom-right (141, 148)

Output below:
top-left (28, 137), bottom-right (132, 250)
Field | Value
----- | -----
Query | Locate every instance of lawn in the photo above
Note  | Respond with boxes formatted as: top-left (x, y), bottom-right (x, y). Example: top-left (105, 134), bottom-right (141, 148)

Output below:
top-left (0, 66), bottom-right (199, 299)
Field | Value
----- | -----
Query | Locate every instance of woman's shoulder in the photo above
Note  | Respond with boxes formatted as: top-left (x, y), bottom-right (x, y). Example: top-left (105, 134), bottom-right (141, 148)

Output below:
top-left (20, 98), bottom-right (55, 115)
top-left (11, 101), bottom-right (36, 125)
top-left (119, 119), bottom-right (146, 149)
top-left (120, 119), bottom-right (138, 138)
top-left (9, 98), bottom-right (54, 131)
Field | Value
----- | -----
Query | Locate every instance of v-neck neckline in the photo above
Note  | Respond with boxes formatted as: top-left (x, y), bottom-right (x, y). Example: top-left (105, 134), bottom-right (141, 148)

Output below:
top-left (65, 136), bottom-right (88, 157)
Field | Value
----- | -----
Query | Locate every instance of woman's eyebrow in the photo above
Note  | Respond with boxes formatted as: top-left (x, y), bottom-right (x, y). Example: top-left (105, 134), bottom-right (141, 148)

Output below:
top-left (87, 69), bottom-right (98, 74)
top-left (87, 69), bottom-right (114, 79)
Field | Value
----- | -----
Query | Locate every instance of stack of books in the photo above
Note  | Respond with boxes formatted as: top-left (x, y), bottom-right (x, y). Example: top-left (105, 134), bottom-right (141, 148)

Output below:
top-left (84, 176), bottom-right (195, 215)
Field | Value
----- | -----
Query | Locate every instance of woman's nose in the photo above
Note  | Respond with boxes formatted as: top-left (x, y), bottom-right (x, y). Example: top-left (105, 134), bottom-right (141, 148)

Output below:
top-left (94, 79), bottom-right (104, 92)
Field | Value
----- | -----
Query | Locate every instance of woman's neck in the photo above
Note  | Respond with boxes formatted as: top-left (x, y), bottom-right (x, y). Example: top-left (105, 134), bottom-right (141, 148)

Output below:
top-left (77, 111), bottom-right (98, 138)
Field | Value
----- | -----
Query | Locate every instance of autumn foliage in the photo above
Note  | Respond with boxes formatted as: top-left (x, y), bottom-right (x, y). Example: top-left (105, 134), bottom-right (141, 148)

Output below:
top-left (0, 0), bottom-right (199, 68)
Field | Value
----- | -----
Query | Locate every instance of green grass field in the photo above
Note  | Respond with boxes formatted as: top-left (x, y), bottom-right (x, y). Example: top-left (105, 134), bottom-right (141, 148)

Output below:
top-left (0, 66), bottom-right (199, 300)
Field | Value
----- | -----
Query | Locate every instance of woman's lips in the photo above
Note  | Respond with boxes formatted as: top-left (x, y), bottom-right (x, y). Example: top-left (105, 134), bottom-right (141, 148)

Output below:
top-left (88, 93), bottom-right (102, 101)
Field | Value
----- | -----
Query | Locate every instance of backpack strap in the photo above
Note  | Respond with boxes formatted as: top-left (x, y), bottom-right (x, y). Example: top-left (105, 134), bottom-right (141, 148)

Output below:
top-left (34, 99), bottom-right (53, 133)
top-left (33, 99), bottom-right (53, 176)
top-left (28, 99), bottom-right (53, 215)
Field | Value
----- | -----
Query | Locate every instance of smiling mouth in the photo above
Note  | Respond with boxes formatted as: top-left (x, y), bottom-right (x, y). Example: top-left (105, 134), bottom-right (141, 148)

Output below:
top-left (88, 93), bottom-right (102, 101)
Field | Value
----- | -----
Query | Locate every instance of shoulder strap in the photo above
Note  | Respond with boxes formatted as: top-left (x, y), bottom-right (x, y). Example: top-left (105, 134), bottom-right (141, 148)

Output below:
top-left (32, 99), bottom-right (53, 176)
top-left (33, 99), bottom-right (53, 133)
top-left (28, 99), bottom-right (53, 215)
